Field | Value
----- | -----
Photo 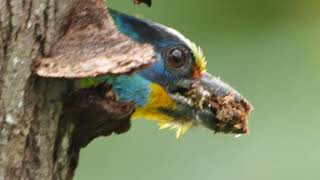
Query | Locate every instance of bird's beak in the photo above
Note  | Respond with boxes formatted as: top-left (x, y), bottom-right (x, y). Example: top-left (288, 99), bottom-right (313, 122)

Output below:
top-left (168, 72), bottom-right (253, 134)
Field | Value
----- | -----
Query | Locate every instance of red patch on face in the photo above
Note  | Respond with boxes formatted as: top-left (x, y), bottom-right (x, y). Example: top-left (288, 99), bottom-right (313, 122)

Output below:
top-left (193, 67), bottom-right (201, 78)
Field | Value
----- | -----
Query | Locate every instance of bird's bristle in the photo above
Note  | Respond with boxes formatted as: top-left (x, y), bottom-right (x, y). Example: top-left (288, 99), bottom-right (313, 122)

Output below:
top-left (190, 43), bottom-right (207, 74)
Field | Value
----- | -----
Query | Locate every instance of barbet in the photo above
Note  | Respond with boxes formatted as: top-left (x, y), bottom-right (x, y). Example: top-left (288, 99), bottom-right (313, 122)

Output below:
top-left (35, 2), bottom-right (252, 138)
top-left (82, 9), bottom-right (252, 138)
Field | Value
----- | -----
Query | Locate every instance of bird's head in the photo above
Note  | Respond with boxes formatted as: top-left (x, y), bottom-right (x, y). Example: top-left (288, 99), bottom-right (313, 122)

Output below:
top-left (102, 9), bottom-right (253, 138)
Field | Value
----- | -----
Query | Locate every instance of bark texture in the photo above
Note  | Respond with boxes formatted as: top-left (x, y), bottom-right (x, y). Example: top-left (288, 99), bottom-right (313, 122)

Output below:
top-left (33, 0), bottom-right (155, 78)
top-left (0, 0), bottom-right (134, 179)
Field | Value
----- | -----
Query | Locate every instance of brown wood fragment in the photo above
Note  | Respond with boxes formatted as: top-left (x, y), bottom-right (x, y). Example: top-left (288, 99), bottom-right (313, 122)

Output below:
top-left (187, 79), bottom-right (252, 134)
top-left (208, 93), bottom-right (252, 134)
top-left (63, 84), bottom-right (134, 148)
top-left (33, 0), bottom-right (156, 78)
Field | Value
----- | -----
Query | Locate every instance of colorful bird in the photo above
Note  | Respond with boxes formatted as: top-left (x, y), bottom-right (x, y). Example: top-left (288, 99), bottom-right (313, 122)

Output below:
top-left (34, 1), bottom-right (252, 138)
top-left (80, 9), bottom-right (252, 138)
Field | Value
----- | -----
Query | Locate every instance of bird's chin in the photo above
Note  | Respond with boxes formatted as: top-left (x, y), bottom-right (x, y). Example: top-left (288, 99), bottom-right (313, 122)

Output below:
top-left (167, 73), bottom-right (253, 135)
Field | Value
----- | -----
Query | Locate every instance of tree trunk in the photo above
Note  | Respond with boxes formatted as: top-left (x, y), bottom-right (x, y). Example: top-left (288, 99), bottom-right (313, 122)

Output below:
top-left (0, 0), bottom-right (77, 179)
top-left (0, 0), bottom-right (134, 179)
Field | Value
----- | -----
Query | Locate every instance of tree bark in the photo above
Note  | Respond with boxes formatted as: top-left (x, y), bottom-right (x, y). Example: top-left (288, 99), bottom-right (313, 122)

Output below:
top-left (0, 0), bottom-right (134, 179)
top-left (0, 0), bottom-right (77, 179)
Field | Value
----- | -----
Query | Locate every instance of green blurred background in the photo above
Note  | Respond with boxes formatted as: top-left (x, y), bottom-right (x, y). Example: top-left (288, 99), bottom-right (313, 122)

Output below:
top-left (75, 0), bottom-right (320, 179)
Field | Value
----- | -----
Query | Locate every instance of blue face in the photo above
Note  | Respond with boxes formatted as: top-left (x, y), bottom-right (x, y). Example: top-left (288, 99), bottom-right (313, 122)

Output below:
top-left (110, 9), bottom-right (196, 90)
top-left (139, 40), bottom-right (195, 89)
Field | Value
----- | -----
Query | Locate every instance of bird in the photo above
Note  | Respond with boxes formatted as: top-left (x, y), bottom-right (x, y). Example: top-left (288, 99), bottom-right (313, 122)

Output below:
top-left (79, 9), bottom-right (252, 138)
top-left (34, 1), bottom-right (252, 138)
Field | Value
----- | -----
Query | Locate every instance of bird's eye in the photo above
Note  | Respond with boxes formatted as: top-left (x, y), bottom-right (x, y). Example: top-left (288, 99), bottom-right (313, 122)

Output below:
top-left (166, 47), bottom-right (187, 69)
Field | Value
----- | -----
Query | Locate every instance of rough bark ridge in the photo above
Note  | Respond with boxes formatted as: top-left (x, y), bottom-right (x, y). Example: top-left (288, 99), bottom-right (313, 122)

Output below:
top-left (0, 0), bottom-right (134, 179)
top-left (0, 0), bottom-right (77, 179)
